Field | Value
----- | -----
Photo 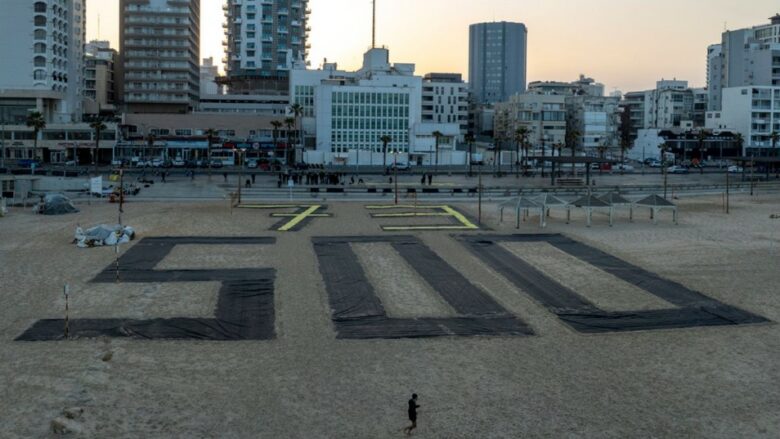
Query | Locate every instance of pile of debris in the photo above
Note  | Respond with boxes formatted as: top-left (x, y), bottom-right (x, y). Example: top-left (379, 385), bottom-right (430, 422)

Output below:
top-left (34, 193), bottom-right (79, 215)
top-left (74, 224), bottom-right (136, 248)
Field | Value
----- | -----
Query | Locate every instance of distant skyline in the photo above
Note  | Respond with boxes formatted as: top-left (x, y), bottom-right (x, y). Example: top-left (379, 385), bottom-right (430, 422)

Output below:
top-left (87, 0), bottom-right (778, 92)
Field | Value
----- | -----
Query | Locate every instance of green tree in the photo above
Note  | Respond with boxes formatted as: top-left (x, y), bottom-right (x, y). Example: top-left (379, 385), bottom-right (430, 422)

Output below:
top-left (284, 117), bottom-right (296, 165)
top-left (734, 132), bottom-right (744, 158)
top-left (464, 133), bottom-right (476, 177)
top-left (26, 111), bottom-right (46, 170)
top-left (289, 103), bottom-right (304, 163)
top-left (566, 127), bottom-right (581, 176)
top-left (89, 120), bottom-right (107, 174)
top-left (379, 134), bottom-right (392, 170)
top-left (205, 128), bottom-right (217, 180)
top-left (618, 109), bottom-right (634, 175)
top-left (696, 129), bottom-right (709, 174)
top-left (514, 127), bottom-right (529, 178)
top-left (432, 130), bottom-right (444, 172)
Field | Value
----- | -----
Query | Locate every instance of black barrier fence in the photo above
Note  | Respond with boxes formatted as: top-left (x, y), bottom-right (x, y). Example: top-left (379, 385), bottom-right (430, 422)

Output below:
top-left (17, 237), bottom-right (277, 341)
top-left (312, 236), bottom-right (533, 339)
top-left (457, 234), bottom-right (768, 333)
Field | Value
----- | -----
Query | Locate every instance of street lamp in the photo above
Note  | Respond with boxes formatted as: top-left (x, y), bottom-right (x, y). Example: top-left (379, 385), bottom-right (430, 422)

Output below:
top-left (237, 148), bottom-right (246, 204)
top-left (393, 148), bottom-right (399, 205)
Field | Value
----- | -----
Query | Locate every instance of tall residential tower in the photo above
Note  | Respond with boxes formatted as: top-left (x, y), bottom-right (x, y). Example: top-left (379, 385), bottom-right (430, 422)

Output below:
top-left (0, 0), bottom-right (86, 123)
top-left (222, 0), bottom-right (310, 94)
top-left (468, 21), bottom-right (528, 105)
top-left (119, 0), bottom-right (201, 113)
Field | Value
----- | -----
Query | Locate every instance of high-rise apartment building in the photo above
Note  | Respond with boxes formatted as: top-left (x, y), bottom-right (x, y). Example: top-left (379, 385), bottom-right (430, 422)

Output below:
top-left (200, 57), bottom-right (221, 96)
top-left (222, 0), bottom-right (310, 94)
top-left (84, 40), bottom-right (118, 116)
top-left (0, 0), bottom-right (86, 123)
top-left (468, 22), bottom-right (527, 105)
top-left (708, 14), bottom-right (780, 111)
top-left (119, 0), bottom-right (201, 113)
top-left (707, 44), bottom-right (723, 111)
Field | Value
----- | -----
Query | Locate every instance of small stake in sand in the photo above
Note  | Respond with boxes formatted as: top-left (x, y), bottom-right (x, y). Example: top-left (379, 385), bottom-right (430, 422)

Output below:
top-left (63, 284), bottom-right (69, 339)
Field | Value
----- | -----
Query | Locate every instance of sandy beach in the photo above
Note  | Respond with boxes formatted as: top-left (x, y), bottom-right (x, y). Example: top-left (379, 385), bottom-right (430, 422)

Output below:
top-left (0, 193), bottom-right (778, 438)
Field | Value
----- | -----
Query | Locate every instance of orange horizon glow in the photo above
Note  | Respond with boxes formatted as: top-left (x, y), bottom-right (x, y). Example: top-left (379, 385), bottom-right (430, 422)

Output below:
top-left (88, 0), bottom-right (777, 92)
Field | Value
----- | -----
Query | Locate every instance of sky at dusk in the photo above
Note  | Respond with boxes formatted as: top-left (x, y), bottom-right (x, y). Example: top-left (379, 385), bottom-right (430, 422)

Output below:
top-left (87, 0), bottom-right (778, 93)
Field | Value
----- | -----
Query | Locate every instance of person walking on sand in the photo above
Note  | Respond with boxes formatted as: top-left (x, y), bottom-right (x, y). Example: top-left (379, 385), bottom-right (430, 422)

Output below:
top-left (403, 394), bottom-right (420, 436)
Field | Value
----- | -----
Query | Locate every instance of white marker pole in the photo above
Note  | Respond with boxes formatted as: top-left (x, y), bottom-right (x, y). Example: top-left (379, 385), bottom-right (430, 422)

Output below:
top-left (63, 284), bottom-right (70, 339)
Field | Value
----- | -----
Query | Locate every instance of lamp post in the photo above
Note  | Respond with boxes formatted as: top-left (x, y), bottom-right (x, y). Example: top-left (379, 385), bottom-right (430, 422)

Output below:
top-left (394, 148), bottom-right (399, 205)
top-left (237, 148), bottom-right (246, 204)
top-left (1, 121), bottom-right (5, 169)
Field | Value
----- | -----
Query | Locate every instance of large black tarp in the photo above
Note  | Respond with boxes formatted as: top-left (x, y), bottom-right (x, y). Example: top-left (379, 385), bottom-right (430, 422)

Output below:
top-left (312, 236), bottom-right (532, 339)
top-left (457, 234), bottom-right (768, 333)
top-left (17, 237), bottom-right (277, 341)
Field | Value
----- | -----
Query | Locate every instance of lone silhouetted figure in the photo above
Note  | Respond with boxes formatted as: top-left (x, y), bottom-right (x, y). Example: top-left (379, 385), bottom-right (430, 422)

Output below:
top-left (403, 393), bottom-right (420, 436)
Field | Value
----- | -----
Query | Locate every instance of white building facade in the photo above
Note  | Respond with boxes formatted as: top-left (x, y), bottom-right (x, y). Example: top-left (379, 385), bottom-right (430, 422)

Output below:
top-left (290, 48), bottom-right (462, 165)
top-left (706, 86), bottom-right (780, 154)
top-left (0, 0), bottom-right (86, 124)
top-left (422, 73), bottom-right (469, 137)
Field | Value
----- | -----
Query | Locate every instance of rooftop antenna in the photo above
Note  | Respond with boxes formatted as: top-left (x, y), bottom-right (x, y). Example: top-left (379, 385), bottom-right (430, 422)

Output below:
top-left (97, 14), bottom-right (101, 39)
top-left (372, 0), bottom-right (376, 49)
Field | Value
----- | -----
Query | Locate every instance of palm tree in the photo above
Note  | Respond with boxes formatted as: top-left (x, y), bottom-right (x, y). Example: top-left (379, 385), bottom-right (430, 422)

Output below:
top-left (89, 120), bottom-right (107, 174)
top-left (734, 132), bottom-right (744, 160)
top-left (464, 133), bottom-right (476, 177)
top-left (551, 143), bottom-right (564, 177)
top-left (432, 130), bottom-right (444, 172)
top-left (514, 127), bottom-right (529, 178)
top-left (205, 128), bottom-right (217, 180)
top-left (26, 111), bottom-right (46, 171)
top-left (494, 135), bottom-right (504, 177)
top-left (284, 117), bottom-right (296, 165)
top-left (696, 129), bottom-right (709, 174)
top-left (379, 135), bottom-right (392, 171)
top-left (289, 103), bottom-right (304, 163)
top-left (145, 133), bottom-right (156, 167)
top-left (618, 108), bottom-right (633, 175)
top-left (271, 120), bottom-right (282, 149)
top-left (566, 128), bottom-right (581, 176)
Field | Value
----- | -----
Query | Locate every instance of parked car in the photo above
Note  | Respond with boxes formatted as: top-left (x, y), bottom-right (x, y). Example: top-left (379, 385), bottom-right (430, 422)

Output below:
top-left (172, 158), bottom-right (186, 168)
top-left (613, 164), bottom-right (635, 173)
top-left (727, 165), bottom-right (744, 174)
top-left (667, 165), bottom-right (689, 174)
top-left (647, 160), bottom-right (662, 168)
top-left (387, 163), bottom-right (411, 172)
top-left (247, 159), bottom-right (259, 169)
top-left (65, 160), bottom-right (78, 166)
top-left (151, 158), bottom-right (165, 168)
top-left (209, 159), bottom-right (224, 169)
